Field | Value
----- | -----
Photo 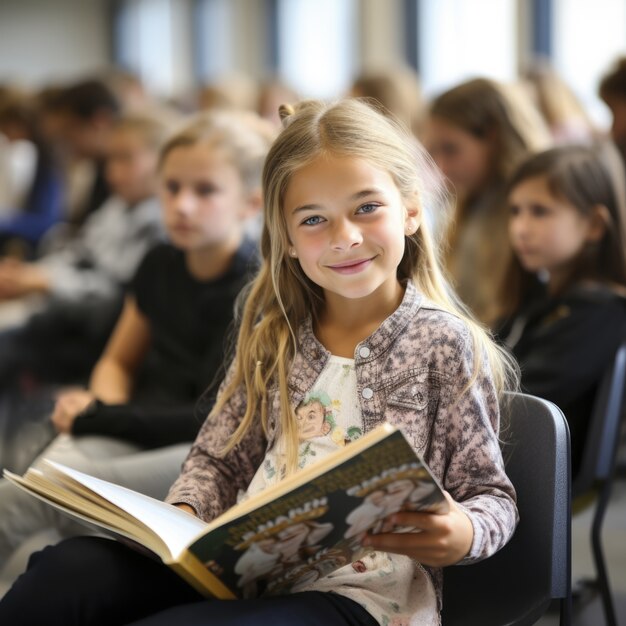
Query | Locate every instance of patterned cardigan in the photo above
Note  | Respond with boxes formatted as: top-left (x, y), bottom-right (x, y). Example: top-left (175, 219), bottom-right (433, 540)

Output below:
top-left (166, 280), bottom-right (518, 605)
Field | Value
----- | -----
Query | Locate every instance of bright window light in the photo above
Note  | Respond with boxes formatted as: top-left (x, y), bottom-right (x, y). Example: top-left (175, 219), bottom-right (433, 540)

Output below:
top-left (418, 0), bottom-right (517, 97)
top-left (277, 0), bottom-right (358, 99)
top-left (553, 0), bottom-right (626, 128)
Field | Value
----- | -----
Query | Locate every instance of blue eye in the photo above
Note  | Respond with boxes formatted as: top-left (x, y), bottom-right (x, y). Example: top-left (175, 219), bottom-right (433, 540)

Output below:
top-left (302, 215), bottom-right (324, 226)
top-left (357, 203), bottom-right (379, 214)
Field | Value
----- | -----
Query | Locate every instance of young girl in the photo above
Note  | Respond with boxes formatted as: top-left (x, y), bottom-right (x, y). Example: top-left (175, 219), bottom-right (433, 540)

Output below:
top-left (0, 99), bottom-right (518, 626)
top-left (0, 109), bottom-right (273, 578)
top-left (425, 77), bottom-right (551, 326)
top-left (497, 143), bottom-right (626, 478)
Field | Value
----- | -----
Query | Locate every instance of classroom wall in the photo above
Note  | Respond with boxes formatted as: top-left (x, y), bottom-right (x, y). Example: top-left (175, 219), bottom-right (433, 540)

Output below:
top-left (0, 0), bottom-right (112, 87)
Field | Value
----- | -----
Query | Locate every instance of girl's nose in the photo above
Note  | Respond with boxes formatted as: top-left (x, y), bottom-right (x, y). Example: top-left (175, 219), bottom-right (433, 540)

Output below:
top-left (509, 212), bottom-right (530, 241)
top-left (330, 219), bottom-right (363, 250)
top-left (172, 190), bottom-right (195, 216)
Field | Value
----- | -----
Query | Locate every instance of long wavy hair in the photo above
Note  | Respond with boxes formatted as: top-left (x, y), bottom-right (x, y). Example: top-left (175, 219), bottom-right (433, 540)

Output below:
top-left (216, 98), bottom-right (518, 473)
top-left (429, 78), bottom-right (550, 199)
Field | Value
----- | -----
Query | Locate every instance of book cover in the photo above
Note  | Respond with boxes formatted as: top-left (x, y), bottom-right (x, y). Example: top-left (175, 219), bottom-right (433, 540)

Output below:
top-left (4, 424), bottom-right (447, 599)
top-left (186, 427), bottom-right (447, 598)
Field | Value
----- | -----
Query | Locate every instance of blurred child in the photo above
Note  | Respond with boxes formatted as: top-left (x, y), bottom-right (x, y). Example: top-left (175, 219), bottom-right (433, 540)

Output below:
top-left (256, 77), bottom-right (300, 128)
top-left (497, 143), bottom-right (626, 476)
top-left (0, 90), bottom-right (64, 257)
top-left (0, 111), bottom-right (170, 387)
top-left (0, 109), bottom-right (274, 578)
top-left (425, 77), bottom-right (551, 325)
top-left (38, 78), bottom-right (121, 233)
top-left (349, 66), bottom-right (424, 137)
top-left (522, 61), bottom-right (595, 144)
top-left (0, 99), bottom-right (518, 626)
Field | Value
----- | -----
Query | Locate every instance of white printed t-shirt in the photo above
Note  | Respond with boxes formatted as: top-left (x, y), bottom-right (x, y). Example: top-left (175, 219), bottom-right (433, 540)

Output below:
top-left (243, 356), bottom-right (438, 626)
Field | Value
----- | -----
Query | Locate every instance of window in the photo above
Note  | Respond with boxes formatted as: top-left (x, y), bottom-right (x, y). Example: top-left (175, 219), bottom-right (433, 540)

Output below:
top-left (417, 0), bottom-right (517, 97)
top-left (552, 0), bottom-right (626, 127)
top-left (193, 0), bottom-right (236, 81)
top-left (114, 0), bottom-right (193, 97)
top-left (276, 0), bottom-right (358, 98)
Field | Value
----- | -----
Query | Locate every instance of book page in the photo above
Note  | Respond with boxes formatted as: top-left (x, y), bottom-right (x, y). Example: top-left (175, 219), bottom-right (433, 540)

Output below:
top-left (43, 461), bottom-right (207, 559)
top-left (4, 469), bottom-right (167, 552)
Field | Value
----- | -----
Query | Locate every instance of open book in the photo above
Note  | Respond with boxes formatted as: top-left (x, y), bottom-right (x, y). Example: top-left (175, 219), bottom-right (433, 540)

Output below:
top-left (4, 423), bottom-right (447, 599)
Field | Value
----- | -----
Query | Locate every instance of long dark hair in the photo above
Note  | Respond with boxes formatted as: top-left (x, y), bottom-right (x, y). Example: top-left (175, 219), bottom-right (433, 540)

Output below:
top-left (499, 142), bottom-right (626, 316)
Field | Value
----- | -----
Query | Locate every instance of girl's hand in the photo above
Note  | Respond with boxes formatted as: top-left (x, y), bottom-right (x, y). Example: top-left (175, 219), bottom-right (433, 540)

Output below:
top-left (361, 492), bottom-right (474, 567)
top-left (51, 390), bottom-right (96, 433)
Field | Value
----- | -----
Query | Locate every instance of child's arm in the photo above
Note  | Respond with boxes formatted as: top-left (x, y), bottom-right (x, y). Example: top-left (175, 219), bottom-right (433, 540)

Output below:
top-left (88, 296), bottom-right (151, 399)
top-left (374, 328), bottom-right (518, 567)
top-left (165, 365), bottom-right (268, 523)
top-left (51, 296), bottom-right (152, 433)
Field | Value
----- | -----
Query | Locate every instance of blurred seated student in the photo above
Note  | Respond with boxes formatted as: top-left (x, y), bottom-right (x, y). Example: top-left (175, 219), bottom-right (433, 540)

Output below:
top-left (98, 66), bottom-right (151, 113)
top-left (521, 60), bottom-right (596, 145)
top-left (35, 78), bottom-right (121, 243)
top-left (599, 55), bottom-right (626, 169)
top-left (0, 109), bottom-right (274, 577)
top-left (0, 110), bottom-right (171, 385)
top-left (349, 66), bottom-right (424, 138)
top-left (197, 74), bottom-right (259, 113)
top-left (424, 77), bottom-right (551, 326)
top-left (256, 77), bottom-right (300, 129)
top-left (496, 143), bottom-right (626, 478)
top-left (0, 90), bottom-right (64, 258)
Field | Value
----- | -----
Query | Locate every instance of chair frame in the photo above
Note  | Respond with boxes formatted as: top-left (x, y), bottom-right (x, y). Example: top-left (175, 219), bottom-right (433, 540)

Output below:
top-left (572, 342), bottom-right (626, 626)
top-left (442, 392), bottom-right (572, 626)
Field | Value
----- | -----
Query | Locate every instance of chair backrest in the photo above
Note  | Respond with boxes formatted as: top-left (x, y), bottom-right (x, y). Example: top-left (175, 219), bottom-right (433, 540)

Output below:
top-left (573, 342), bottom-right (626, 497)
top-left (442, 392), bottom-right (571, 626)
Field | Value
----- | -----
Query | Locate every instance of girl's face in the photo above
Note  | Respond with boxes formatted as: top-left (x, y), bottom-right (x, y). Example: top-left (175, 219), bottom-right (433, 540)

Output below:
top-left (106, 128), bottom-right (158, 205)
top-left (508, 175), bottom-right (595, 278)
top-left (425, 116), bottom-right (494, 197)
top-left (283, 154), bottom-right (419, 305)
top-left (160, 143), bottom-right (256, 251)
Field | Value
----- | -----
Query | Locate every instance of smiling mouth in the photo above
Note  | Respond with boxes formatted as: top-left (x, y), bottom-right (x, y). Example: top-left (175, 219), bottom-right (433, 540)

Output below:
top-left (327, 257), bottom-right (374, 274)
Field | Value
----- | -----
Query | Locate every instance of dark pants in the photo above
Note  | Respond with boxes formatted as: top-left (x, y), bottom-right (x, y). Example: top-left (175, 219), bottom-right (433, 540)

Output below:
top-left (0, 537), bottom-right (378, 626)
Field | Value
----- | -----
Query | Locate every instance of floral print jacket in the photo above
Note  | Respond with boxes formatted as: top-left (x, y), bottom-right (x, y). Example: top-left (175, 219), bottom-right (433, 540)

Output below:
top-left (166, 280), bottom-right (518, 607)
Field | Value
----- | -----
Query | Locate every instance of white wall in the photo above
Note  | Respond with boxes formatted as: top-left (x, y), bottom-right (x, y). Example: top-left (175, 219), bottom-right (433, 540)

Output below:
top-left (0, 0), bottom-right (111, 87)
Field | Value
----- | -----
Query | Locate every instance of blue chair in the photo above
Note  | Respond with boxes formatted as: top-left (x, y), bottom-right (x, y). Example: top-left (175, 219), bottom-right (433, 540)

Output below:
top-left (442, 392), bottom-right (572, 626)
top-left (572, 342), bottom-right (626, 626)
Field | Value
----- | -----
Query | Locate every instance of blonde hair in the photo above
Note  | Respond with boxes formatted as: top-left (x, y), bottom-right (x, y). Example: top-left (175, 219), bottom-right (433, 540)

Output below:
top-left (521, 63), bottom-right (594, 138)
top-left (114, 108), bottom-right (179, 153)
top-left (159, 109), bottom-right (277, 192)
top-left (216, 98), bottom-right (518, 472)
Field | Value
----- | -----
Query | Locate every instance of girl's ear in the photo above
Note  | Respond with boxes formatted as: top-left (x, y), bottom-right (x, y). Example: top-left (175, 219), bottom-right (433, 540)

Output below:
top-left (404, 197), bottom-right (422, 236)
top-left (587, 204), bottom-right (610, 243)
